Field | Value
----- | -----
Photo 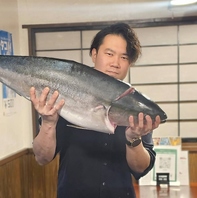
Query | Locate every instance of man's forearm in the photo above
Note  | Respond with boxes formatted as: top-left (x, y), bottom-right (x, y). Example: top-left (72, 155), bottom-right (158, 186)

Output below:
top-left (33, 122), bottom-right (57, 165)
top-left (126, 143), bottom-right (151, 173)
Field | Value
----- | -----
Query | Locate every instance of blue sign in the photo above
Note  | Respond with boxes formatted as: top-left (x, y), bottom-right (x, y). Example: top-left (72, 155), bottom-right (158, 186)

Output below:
top-left (0, 30), bottom-right (13, 55)
top-left (0, 30), bottom-right (15, 99)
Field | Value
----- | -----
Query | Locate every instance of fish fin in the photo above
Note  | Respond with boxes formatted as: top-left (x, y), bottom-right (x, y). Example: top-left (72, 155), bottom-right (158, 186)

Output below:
top-left (92, 105), bottom-right (116, 134)
top-left (104, 119), bottom-right (117, 134)
top-left (66, 124), bottom-right (89, 130)
top-left (105, 106), bottom-right (117, 134)
top-left (92, 105), bottom-right (106, 112)
top-left (114, 87), bottom-right (135, 101)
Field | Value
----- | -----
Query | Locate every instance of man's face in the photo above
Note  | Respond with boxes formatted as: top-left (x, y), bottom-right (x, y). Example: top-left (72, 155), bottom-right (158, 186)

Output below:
top-left (91, 34), bottom-right (131, 80)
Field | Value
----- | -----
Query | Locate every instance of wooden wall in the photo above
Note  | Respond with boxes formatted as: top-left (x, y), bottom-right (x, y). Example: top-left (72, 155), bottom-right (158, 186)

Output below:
top-left (0, 146), bottom-right (196, 198)
top-left (182, 142), bottom-right (197, 186)
top-left (0, 149), bottom-right (59, 198)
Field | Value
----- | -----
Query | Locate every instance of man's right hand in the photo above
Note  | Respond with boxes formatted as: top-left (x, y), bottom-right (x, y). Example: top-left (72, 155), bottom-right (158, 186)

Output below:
top-left (30, 87), bottom-right (65, 125)
top-left (30, 87), bottom-right (65, 165)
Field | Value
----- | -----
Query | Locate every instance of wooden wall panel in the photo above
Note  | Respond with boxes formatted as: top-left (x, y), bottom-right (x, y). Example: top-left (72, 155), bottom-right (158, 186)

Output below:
top-left (20, 154), bottom-right (30, 198)
top-left (0, 149), bottom-right (59, 198)
top-left (26, 152), bottom-right (59, 198)
top-left (189, 152), bottom-right (197, 185)
top-left (0, 166), bottom-right (6, 198)
top-left (0, 157), bottom-right (22, 198)
top-left (182, 142), bottom-right (197, 185)
top-left (0, 148), bottom-right (196, 198)
top-left (6, 158), bottom-right (22, 198)
top-left (29, 154), bottom-right (46, 198)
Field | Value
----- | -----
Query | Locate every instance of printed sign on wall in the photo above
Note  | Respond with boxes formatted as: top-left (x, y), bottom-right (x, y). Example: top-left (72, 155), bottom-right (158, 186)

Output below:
top-left (0, 30), bottom-right (16, 116)
top-left (139, 137), bottom-right (189, 186)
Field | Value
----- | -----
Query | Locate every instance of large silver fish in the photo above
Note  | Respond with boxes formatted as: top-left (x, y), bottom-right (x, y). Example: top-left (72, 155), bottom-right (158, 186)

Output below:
top-left (0, 55), bottom-right (167, 134)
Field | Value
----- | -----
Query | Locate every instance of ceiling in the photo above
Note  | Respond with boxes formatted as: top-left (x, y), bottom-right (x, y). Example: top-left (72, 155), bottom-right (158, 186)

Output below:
top-left (69, 0), bottom-right (197, 19)
top-left (19, 0), bottom-right (197, 25)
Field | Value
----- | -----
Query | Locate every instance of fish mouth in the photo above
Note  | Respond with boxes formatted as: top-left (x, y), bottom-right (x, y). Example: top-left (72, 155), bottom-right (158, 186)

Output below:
top-left (161, 120), bottom-right (166, 123)
top-left (160, 114), bottom-right (167, 123)
top-left (159, 112), bottom-right (168, 124)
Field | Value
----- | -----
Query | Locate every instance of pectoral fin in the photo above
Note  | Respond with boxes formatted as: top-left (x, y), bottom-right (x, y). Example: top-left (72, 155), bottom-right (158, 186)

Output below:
top-left (114, 87), bottom-right (135, 101)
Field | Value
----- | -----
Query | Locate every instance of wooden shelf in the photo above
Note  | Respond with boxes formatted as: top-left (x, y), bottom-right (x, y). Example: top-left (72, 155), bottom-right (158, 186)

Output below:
top-left (182, 142), bottom-right (197, 152)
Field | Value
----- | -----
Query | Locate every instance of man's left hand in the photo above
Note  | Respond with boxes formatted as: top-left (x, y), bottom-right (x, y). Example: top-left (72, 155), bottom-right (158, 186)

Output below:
top-left (125, 112), bottom-right (161, 140)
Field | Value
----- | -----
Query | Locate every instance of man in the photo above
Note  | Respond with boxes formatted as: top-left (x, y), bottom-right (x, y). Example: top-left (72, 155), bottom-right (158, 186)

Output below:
top-left (31, 23), bottom-right (161, 198)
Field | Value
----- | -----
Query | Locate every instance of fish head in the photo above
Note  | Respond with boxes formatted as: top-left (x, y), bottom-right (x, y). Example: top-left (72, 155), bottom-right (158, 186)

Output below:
top-left (132, 90), bottom-right (168, 123)
top-left (108, 87), bottom-right (167, 126)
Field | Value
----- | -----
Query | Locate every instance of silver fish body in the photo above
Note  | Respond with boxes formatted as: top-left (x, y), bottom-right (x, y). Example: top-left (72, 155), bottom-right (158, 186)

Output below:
top-left (0, 55), bottom-right (167, 134)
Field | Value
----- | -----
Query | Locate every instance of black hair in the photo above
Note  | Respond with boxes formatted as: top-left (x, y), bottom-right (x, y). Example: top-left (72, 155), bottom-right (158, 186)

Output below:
top-left (89, 23), bottom-right (141, 64)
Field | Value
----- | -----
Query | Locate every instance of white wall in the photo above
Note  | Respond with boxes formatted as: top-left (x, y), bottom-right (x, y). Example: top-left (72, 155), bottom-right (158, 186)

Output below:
top-left (0, 0), bottom-right (33, 160)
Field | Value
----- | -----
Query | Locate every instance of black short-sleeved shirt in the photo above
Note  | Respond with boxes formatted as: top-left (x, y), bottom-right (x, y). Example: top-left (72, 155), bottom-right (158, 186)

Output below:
top-left (53, 116), bottom-right (156, 198)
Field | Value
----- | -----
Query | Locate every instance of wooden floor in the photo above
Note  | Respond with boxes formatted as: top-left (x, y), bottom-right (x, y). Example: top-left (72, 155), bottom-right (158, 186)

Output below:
top-left (134, 185), bottom-right (197, 198)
